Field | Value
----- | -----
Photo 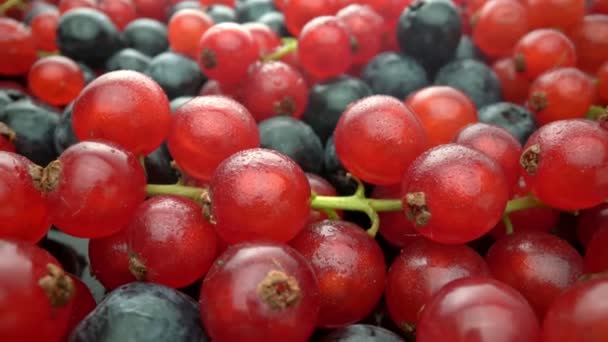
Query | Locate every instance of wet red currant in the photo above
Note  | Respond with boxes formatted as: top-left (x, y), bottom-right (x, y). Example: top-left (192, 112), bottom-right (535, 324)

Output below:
top-left (527, 0), bottom-right (585, 31)
top-left (0, 240), bottom-right (75, 342)
top-left (492, 58), bottom-right (531, 104)
top-left (210, 148), bottom-right (311, 244)
top-left (28, 56), bottom-right (85, 106)
top-left (0, 18), bottom-right (37, 76)
top-left (131, 0), bottom-right (168, 21)
top-left (335, 95), bottom-right (428, 185)
top-left (513, 29), bottom-right (577, 81)
top-left (406, 86), bottom-right (477, 147)
top-left (402, 144), bottom-right (510, 244)
top-left (283, 0), bottom-right (333, 36)
top-left (336, 4), bottom-right (384, 65)
top-left (598, 61), bottom-right (608, 104)
top-left (290, 220), bottom-right (386, 327)
top-left (99, 0), bottom-right (137, 30)
top-left (520, 119), bottom-right (608, 211)
top-left (567, 15), bottom-right (608, 74)
top-left (243, 22), bottom-right (281, 57)
top-left (59, 0), bottom-right (97, 13)
top-left (385, 239), bottom-right (490, 332)
top-left (62, 274), bottom-right (96, 339)
top-left (416, 277), bottom-right (540, 342)
top-left (486, 232), bottom-right (584, 318)
top-left (167, 95), bottom-right (260, 182)
top-left (199, 242), bottom-right (320, 342)
top-left (72, 70), bottom-right (172, 155)
top-left (542, 277), bottom-right (608, 341)
top-left (0, 151), bottom-right (50, 243)
top-left (472, 0), bottom-right (529, 59)
top-left (371, 185), bottom-right (420, 248)
top-left (31, 10), bottom-right (59, 52)
top-left (168, 9), bottom-right (214, 59)
top-left (46, 141), bottom-right (147, 238)
top-left (88, 230), bottom-right (136, 290)
top-left (127, 195), bottom-right (218, 288)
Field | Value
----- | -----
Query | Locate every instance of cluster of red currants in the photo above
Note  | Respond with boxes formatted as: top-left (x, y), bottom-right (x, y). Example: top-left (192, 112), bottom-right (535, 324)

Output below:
top-left (1, 0), bottom-right (608, 341)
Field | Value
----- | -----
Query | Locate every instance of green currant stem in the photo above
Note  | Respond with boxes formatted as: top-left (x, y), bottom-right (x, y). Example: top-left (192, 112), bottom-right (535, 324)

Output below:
top-left (504, 194), bottom-right (545, 214)
top-left (585, 105), bottom-right (607, 120)
top-left (262, 38), bottom-right (298, 62)
top-left (502, 214), bottom-right (514, 235)
top-left (146, 184), bottom-right (206, 202)
top-left (0, 0), bottom-right (22, 13)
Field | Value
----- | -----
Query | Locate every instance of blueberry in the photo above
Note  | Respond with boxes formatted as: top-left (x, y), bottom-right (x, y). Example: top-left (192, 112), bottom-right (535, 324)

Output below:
top-left (478, 102), bottom-right (537, 144)
top-left (69, 282), bottom-right (209, 342)
top-left (144, 144), bottom-right (179, 185)
top-left (259, 116), bottom-right (324, 174)
top-left (434, 59), bottom-right (502, 109)
top-left (236, 0), bottom-right (276, 22)
top-left (123, 19), bottom-right (169, 57)
top-left (257, 11), bottom-right (289, 37)
top-left (53, 102), bottom-right (78, 154)
top-left (106, 48), bottom-right (152, 73)
top-left (302, 76), bottom-right (372, 143)
top-left (396, 0), bottom-right (462, 74)
top-left (206, 5), bottom-right (237, 24)
top-left (322, 324), bottom-right (405, 341)
top-left (323, 136), bottom-right (357, 196)
top-left (78, 63), bottom-right (96, 84)
top-left (144, 52), bottom-right (205, 99)
top-left (454, 36), bottom-right (485, 62)
top-left (362, 52), bottom-right (429, 101)
top-left (167, 0), bottom-right (203, 18)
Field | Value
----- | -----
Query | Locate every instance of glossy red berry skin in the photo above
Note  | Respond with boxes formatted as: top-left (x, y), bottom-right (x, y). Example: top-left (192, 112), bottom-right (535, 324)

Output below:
top-left (63, 274), bottom-right (96, 339)
top-left (541, 277), bottom-right (608, 341)
top-left (59, 0), bottom-right (97, 13)
top-left (199, 242), bottom-right (320, 342)
top-left (336, 4), bottom-right (384, 65)
top-left (406, 86), bottom-right (477, 147)
top-left (335, 95), bottom-right (427, 185)
top-left (0, 18), bottom-right (37, 76)
top-left (99, 0), bottom-right (137, 30)
top-left (48, 141), bottom-right (147, 238)
top-left (527, 0), bottom-right (585, 31)
top-left (454, 122), bottom-right (523, 191)
top-left (28, 56), bottom-right (85, 106)
top-left (567, 15), bottom-right (608, 74)
top-left (210, 148), bottom-right (311, 244)
top-left (385, 239), bottom-right (490, 330)
top-left (417, 277), bottom-right (540, 342)
top-left (584, 226), bottom-right (608, 273)
top-left (298, 16), bottom-right (353, 80)
top-left (197, 23), bottom-right (259, 86)
top-left (472, 0), bottom-right (529, 59)
top-left (371, 185), bottom-right (420, 248)
top-left (492, 58), bottom-right (531, 104)
top-left (0, 240), bottom-right (74, 342)
top-left (577, 203), bottom-right (608, 248)
top-left (513, 29), bottom-right (577, 81)
top-left (72, 70), bottom-right (172, 156)
top-left (167, 95), bottom-right (260, 182)
top-left (290, 220), bottom-right (386, 327)
top-left (306, 173), bottom-right (341, 223)
top-left (31, 10), bottom-right (59, 51)
top-left (127, 195), bottom-right (218, 288)
top-left (88, 230), bottom-right (136, 290)
top-left (486, 232), bottom-right (584, 318)
top-left (527, 68), bottom-right (595, 125)
top-left (521, 119), bottom-right (608, 211)
top-left (243, 22), bottom-right (281, 57)
top-left (283, 0), bottom-right (333, 36)
top-left (168, 9), bottom-right (214, 59)
top-left (598, 61), bottom-right (608, 104)
top-left (402, 144), bottom-right (510, 245)
top-left (0, 152), bottom-right (50, 243)
top-left (240, 61), bottom-right (309, 121)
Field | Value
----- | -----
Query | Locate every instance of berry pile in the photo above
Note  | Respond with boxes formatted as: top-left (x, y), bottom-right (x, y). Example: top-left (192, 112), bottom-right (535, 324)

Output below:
top-left (1, 0), bottom-right (608, 341)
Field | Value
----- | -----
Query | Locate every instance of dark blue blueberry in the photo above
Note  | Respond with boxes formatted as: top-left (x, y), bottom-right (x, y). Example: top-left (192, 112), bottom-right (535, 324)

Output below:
top-left (362, 52), bottom-right (429, 101)
top-left (236, 0), bottom-right (276, 22)
top-left (170, 96), bottom-right (195, 112)
top-left (478, 102), bottom-right (537, 144)
top-left (434, 59), bottom-right (502, 109)
top-left (144, 52), bottom-right (205, 99)
top-left (145, 144), bottom-right (179, 185)
top-left (454, 36), bottom-right (485, 62)
top-left (322, 324), bottom-right (406, 341)
top-left (123, 19), bottom-right (169, 57)
top-left (257, 11), bottom-right (289, 37)
top-left (323, 136), bottom-right (358, 196)
top-left (206, 5), bottom-right (237, 23)
top-left (77, 62), bottom-right (96, 84)
top-left (167, 0), bottom-right (203, 18)
top-left (106, 48), bottom-right (152, 72)
top-left (53, 102), bottom-right (78, 154)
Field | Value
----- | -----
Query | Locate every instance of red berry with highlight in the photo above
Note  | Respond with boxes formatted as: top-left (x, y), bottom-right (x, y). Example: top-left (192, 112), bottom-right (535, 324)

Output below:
top-left (472, 0), bottom-right (529, 59)
top-left (513, 29), bottom-right (577, 81)
top-left (567, 15), bottom-right (608, 74)
top-left (0, 18), bottom-right (37, 76)
top-left (31, 10), bottom-right (59, 51)
top-left (283, 0), bottom-right (333, 36)
top-left (527, 0), bottom-right (585, 31)
top-left (243, 22), bottom-right (281, 56)
top-left (305, 173), bottom-right (341, 223)
top-left (63, 274), bottom-right (96, 339)
top-left (88, 230), bottom-right (136, 290)
top-left (336, 4), bottom-right (384, 65)
top-left (168, 9), bottom-right (214, 59)
top-left (99, 0), bottom-right (137, 30)
top-left (28, 56), bottom-right (85, 106)
top-left (372, 185), bottom-right (420, 248)
top-left (492, 58), bottom-right (531, 104)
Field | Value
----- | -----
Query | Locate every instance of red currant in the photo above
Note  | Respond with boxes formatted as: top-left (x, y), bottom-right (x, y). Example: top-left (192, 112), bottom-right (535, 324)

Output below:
top-left (167, 95), bottom-right (260, 182)
top-left (58, 0), bottom-right (96, 13)
top-left (72, 70), bottom-right (172, 156)
top-left (567, 15), bottom-right (608, 74)
top-left (336, 4), bottom-right (384, 65)
top-left (199, 242), bottom-right (320, 341)
top-left (402, 144), bottom-right (510, 244)
top-left (31, 10), bottom-right (59, 52)
top-left (598, 61), bottom-right (608, 104)
top-left (210, 148), bottom-right (311, 244)
top-left (0, 18), bottom-right (37, 76)
top-left (88, 230), bottom-right (136, 290)
top-left (385, 239), bottom-right (490, 331)
top-left (492, 58), bottom-right (531, 104)
top-left (127, 195), bottom-right (218, 288)
top-left (243, 22), bottom-right (281, 57)
top-left (520, 119), bottom-right (608, 211)
top-left (334, 95), bottom-right (428, 185)
top-left (290, 220), bottom-right (386, 327)
top-left (131, 0), bottom-right (168, 21)
top-left (372, 184), bottom-right (420, 248)
top-left (577, 203), bottom-right (608, 248)
top-left (584, 226), bottom-right (608, 273)
top-left (99, 0), bottom-right (137, 30)
top-left (28, 56), bottom-right (85, 106)
top-left (472, 0), bottom-right (529, 59)
top-left (406, 86), bottom-right (477, 147)
top-left (513, 29), bottom-right (577, 81)
top-left (416, 277), bottom-right (540, 342)
top-left (168, 9), bottom-right (214, 59)
top-left (46, 141), bottom-right (147, 238)
top-left (0, 124), bottom-right (15, 152)
top-left (63, 274), bottom-right (96, 339)
top-left (283, 0), bottom-right (333, 36)
top-left (527, 0), bottom-right (585, 31)
top-left (306, 173), bottom-right (341, 223)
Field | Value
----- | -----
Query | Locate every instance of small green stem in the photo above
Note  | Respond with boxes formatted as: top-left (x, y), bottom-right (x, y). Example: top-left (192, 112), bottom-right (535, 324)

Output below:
top-left (502, 214), bottom-right (514, 235)
top-left (146, 184), bottom-right (206, 202)
top-left (0, 0), bottom-right (22, 14)
top-left (504, 194), bottom-right (545, 214)
top-left (262, 38), bottom-right (298, 62)
top-left (585, 105), bottom-right (607, 120)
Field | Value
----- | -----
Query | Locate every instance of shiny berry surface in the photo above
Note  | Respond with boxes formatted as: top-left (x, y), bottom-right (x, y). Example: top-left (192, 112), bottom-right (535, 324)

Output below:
top-left (200, 242), bottom-right (320, 342)
top-left (336, 4), bottom-right (384, 65)
top-left (0, 18), bottom-right (37, 76)
top-left (31, 10), bottom-right (60, 52)
top-left (168, 9), bottom-right (214, 59)
top-left (402, 144), bottom-right (509, 244)
top-left (521, 119), bottom-right (608, 211)
top-left (454, 122), bottom-right (523, 190)
top-left (28, 56), bottom-right (85, 106)
top-left (72, 70), bottom-right (172, 155)
top-left (99, 0), bottom-right (137, 30)
top-left (290, 220), bottom-right (386, 328)
top-left (486, 232), bottom-right (584, 318)
top-left (335, 95), bottom-right (428, 185)
top-left (283, 0), bottom-right (333, 36)
top-left (472, 0), bottom-right (529, 59)
top-left (385, 239), bottom-right (490, 330)
top-left (567, 15), bottom-right (608, 74)
top-left (372, 185), bottom-right (420, 248)
top-left (63, 274), bottom-right (96, 339)
top-left (598, 61), bottom-right (608, 104)
top-left (406, 86), bottom-right (477, 147)
top-left (167, 95), bottom-right (260, 182)
top-left (127, 195), bottom-right (218, 288)
top-left (0, 240), bottom-right (74, 342)
top-left (492, 58), bottom-right (531, 104)
top-left (513, 29), bottom-right (577, 81)
top-left (541, 277), bottom-right (608, 341)
top-left (416, 277), bottom-right (540, 342)
top-left (88, 230), bottom-right (136, 290)
top-left (527, 0), bottom-right (585, 31)
top-left (47, 141), bottom-right (147, 238)
top-left (243, 22), bottom-right (281, 56)
top-left (210, 148), bottom-right (311, 244)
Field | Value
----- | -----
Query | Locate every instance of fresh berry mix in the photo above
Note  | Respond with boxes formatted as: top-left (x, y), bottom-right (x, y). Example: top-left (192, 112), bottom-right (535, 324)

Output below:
top-left (1, 0), bottom-right (608, 341)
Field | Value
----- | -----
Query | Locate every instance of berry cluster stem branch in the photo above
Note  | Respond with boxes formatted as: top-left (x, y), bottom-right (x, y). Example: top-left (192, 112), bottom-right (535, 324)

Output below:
top-left (504, 194), bottom-right (545, 214)
top-left (0, 0), bottom-right (23, 14)
top-left (586, 105), bottom-right (608, 120)
top-left (262, 38), bottom-right (298, 62)
top-left (146, 184), bottom-right (206, 202)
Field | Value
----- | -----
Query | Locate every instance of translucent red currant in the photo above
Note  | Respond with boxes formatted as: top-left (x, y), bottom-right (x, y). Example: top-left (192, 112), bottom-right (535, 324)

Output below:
top-left (513, 29), bottom-right (577, 81)
top-left (371, 185), bottom-right (420, 248)
top-left (168, 9), bottom-right (214, 59)
top-left (0, 18), bottom-right (37, 76)
top-left (88, 230), bottom-right (136, 290)
top-left (472, 0), bottom-right (529, 59)
top-left (28, 56), bottom-right (86, 106)
top-left (30, 10), bottom-right (60, 52)
top-left (99, 0), bottom-right (137, 30)
top-left (491, 58), bottom-right (531, 104)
